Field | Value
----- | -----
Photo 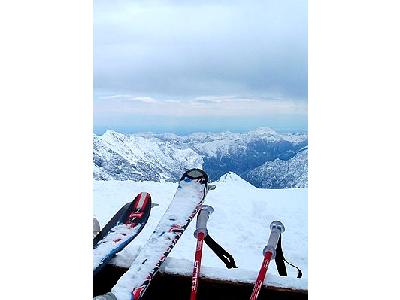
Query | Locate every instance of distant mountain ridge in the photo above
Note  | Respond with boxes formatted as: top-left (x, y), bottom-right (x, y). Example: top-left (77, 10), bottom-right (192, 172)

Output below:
top-left (93, 128), bottom-right (308, 188)
top-left (244, 147), bottom-right (308, 188)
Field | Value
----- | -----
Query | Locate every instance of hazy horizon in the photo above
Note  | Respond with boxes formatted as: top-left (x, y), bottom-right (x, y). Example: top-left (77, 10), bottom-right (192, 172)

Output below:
top-left (93, 124), bottom-right (308, 136)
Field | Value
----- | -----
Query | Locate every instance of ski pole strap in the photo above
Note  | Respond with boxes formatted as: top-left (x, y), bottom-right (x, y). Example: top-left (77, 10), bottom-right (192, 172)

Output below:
top-left (274, 235), bottom-right (287, 276)
top-left (275, 235), bottom-right (302, 278)
top-left (204, 234), bottom-right (237, 269)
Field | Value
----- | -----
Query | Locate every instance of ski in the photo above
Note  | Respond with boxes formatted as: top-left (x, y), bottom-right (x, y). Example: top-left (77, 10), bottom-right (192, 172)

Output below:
top-left (190, 205), bottom-right (214, 300)
top-left (249, 221), bottom-right (285, 300)
top-left (94, 168), bottom-right (211, 300)
top-left (93, 192), bottom-right (152, 276)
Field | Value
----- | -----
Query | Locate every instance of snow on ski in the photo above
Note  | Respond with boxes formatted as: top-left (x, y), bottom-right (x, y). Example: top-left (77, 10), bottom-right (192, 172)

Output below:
top-left (93, 192), bottom-right (152, 275)
top-left (94, 169), bottom-right (210, 300)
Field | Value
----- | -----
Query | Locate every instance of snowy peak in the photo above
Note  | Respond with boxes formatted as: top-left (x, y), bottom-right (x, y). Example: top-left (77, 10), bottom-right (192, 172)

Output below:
top-left (217, 172), bottom-right (255, 188)
top-left (218, 172), bottom-right (244, 182)
top-left (248, 127), bottom-right (279, 139)
top-left (249, 127), bottom-right (277, 134)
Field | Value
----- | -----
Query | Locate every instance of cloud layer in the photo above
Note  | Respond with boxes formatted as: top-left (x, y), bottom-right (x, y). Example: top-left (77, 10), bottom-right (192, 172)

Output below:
top-left (94, 0), bottom-right (307, 131)
top-left (95, 95), bottom-right (307, 117)
top-left (94, 0), bottom-right (307, 99)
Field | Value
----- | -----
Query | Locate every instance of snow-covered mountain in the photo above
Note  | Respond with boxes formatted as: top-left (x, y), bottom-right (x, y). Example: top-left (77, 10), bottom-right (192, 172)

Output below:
top-left (244, 148), bottom-right (308, 188)
top-left (93, 128), bottom-right (308, 188)
top-left (93, 131), bottom-right (203, 181)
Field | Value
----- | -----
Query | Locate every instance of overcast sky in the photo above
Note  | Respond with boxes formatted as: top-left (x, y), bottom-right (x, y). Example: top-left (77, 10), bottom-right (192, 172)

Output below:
top-left (94, 0), bottom-right (307, 134)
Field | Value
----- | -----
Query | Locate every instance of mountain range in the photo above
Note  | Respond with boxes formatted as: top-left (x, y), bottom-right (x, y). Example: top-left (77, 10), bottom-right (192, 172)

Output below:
top-left (93, 128), bottom-right (308, 188)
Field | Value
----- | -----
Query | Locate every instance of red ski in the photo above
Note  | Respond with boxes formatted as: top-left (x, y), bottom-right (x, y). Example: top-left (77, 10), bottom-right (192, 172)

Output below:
top-left (93, 192), bottom-right (152, 276)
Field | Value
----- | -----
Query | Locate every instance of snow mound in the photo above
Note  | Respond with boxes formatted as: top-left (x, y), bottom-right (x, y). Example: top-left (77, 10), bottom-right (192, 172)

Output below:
top-left (217, 172), bottom-right (255, 188)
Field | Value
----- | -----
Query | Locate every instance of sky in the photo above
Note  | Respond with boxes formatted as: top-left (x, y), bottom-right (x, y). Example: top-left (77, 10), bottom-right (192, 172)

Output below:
top-left (94, 0), bottom-right (307, 134)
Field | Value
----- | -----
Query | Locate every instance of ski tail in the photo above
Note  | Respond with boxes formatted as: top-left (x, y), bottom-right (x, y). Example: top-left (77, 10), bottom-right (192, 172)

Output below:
top-left (93, 192), bottom-right (152, 275)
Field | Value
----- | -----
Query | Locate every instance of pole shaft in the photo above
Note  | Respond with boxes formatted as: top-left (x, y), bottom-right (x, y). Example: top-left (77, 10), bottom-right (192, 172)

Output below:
top-left (190, 232), bottom-right (205, 300)
top-left (249, 251), bottom-right (273, 300)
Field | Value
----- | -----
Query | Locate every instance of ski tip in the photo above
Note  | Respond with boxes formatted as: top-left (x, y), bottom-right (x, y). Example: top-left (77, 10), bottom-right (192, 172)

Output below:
top-left (180, 169), bottom-right (208, 183)
top-left (151, 202), bottom-right (160, 207)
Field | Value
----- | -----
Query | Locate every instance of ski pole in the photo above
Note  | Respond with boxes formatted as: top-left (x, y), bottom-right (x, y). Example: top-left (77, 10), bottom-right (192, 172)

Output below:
top-left (250, 221), bottom-right (285, 300)
top-left (190, 205), bottom-right (214, 300)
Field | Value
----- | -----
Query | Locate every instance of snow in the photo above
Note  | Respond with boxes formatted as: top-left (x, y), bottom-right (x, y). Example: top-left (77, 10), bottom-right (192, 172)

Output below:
top-left (93, 174), bottom-right (308, 292)
top-left (247, 148), bottom-right (308, 188)
top-left (217, 171), bottom-right (256, 188)
top-left (93, 130), bottom-right (203, 181)
top-left (93, 223), bottom-right (144, 271)
top-left (160, 257), bottom-right (305, 290)
top-left (185, 128), bottom-right (300, 158)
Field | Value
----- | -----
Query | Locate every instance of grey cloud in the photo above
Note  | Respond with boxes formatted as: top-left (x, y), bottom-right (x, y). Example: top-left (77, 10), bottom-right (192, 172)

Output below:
top-left (94, 0), bottom-right (307, 100)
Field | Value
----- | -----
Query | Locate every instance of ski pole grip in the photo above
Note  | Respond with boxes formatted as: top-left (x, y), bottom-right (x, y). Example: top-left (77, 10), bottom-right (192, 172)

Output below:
top-left (263, 221), bottom-right (285, 259)
top-left (194, 205), bottom-right (214, 238)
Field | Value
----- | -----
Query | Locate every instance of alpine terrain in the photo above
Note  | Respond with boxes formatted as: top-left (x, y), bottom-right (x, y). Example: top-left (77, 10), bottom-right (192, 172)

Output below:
top-left (93, 128), bottom-right (307, 188)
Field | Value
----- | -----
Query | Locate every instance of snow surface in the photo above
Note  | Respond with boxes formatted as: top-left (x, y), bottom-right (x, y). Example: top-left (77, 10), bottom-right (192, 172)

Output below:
top-left (93, 223), bottom-right (144, 271)
top-left (93, 174), bottom-right (307, 291)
